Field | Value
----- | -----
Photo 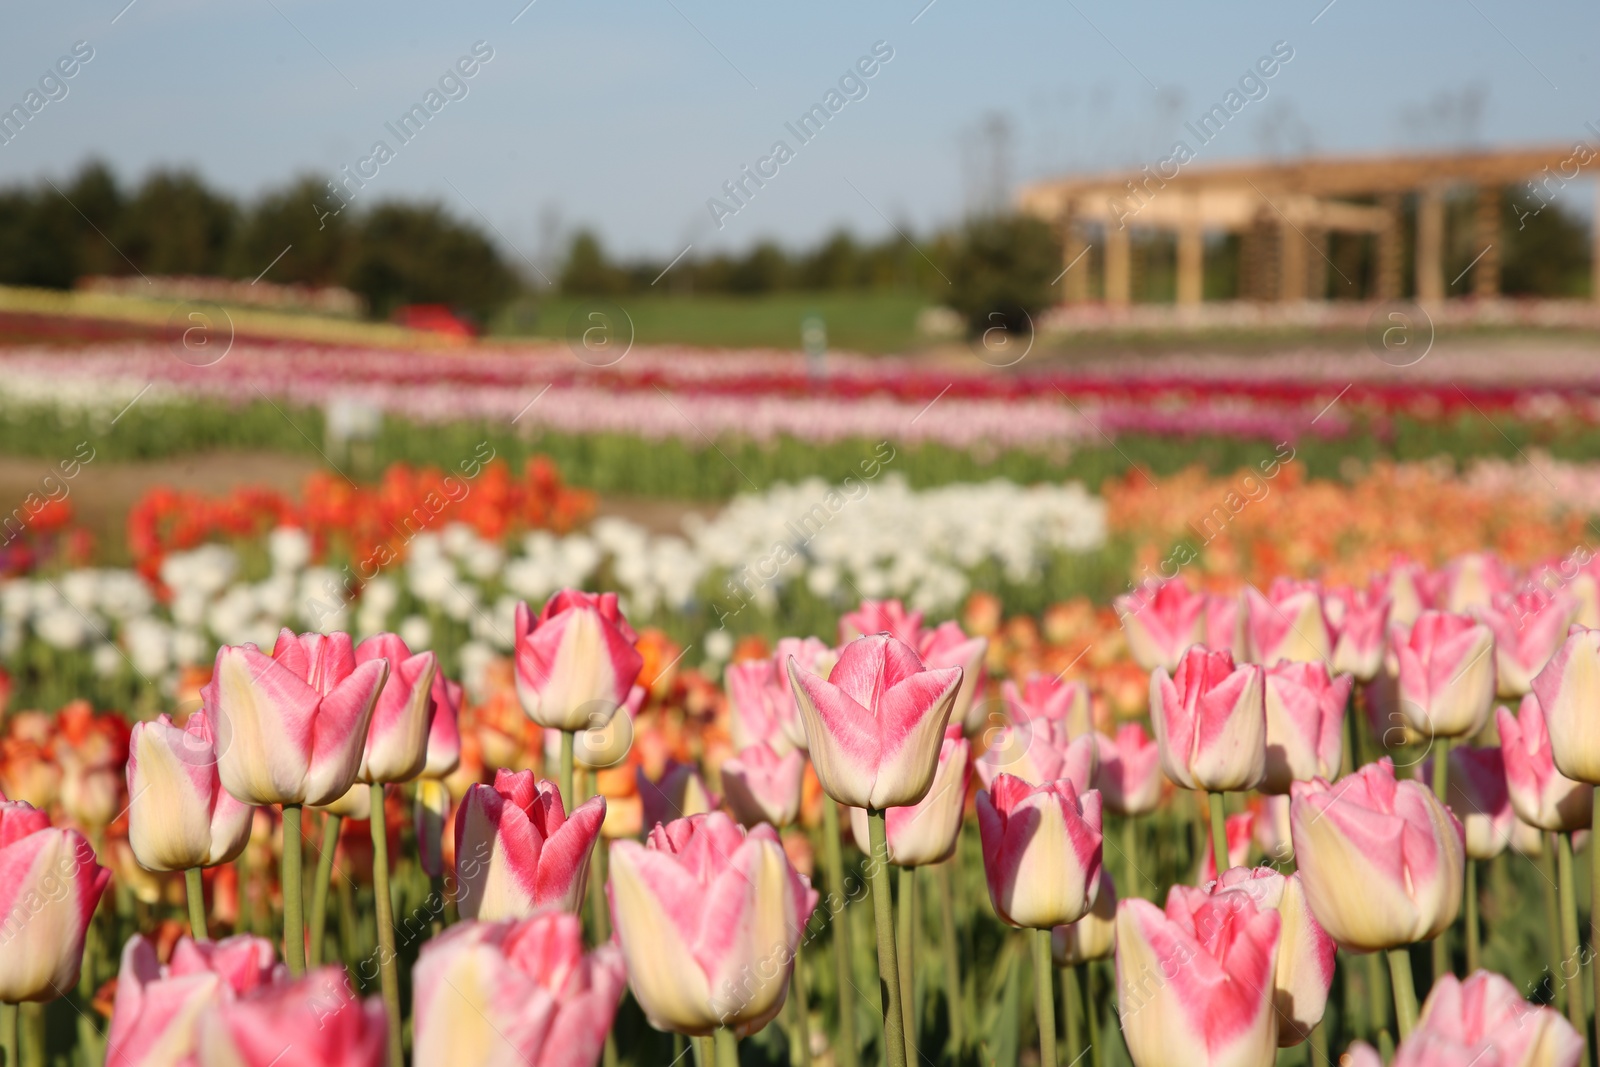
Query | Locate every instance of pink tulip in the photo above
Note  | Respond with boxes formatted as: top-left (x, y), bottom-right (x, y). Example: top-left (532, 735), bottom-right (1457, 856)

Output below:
top-left (1376, 558), bottom-right (1432, 628)
top-left (918, 620), bottom-right (989, 734)
top-left (354, 633), bottom-right (437, 784)
top-left (1324, 584), bottom-right (1390, 682)
top-left (977, 774), bottom-right (1103, 928)
top-left (1052, 868), bottom-right (1117, 966)
top-left (974, 717), bottom-right (1096, 793)
top-left (0, 800), bottom-right (110, 1001)
top-left (422, 673), bottom-right (463, 779)
top-left (197, 965), bottom-right (387, 1067)
top-left (1498, 695), bottom-right (1592, 833)
top-left (203, 630), bottom-right (389, 806)
top-left (1252, 794), bottom-right (1294, 864)
top-left (1473, 590), bottom-right (1578, 699)
top-left (721, 743), bottom-right (806, 829)
top-left (1245, 580), bottom-right (1330, 666)
top-left (1261, 661), bottom-right (1350, 794)
top-left (1149, 646), bottom-right (1266, 792)
top-left (1204, 593), bottom-right (1247, 660)
top-left (412, 912), bottom-right (626, 1067)
top-left (106, 933), bottom-right (280, 1067)
top-left (1421, 744), bottom-right (1513, 859)
top-left (639, 760), bottom-right (717, 832)
top-left (1198, 810), bottom-right (1254, 884)
top-left (1115, 578), bottom-right (1207, 673)
top-left (454, 770), bottom-right (606, 921)
top-left (1002, 673), bottom-right (1092, 738)
top-left (849, 728), bottom-right (971, 867)
top-left (1290, 758), bottom-right (1464, 950)
top-left (1532, 625), bottom-right (1600, 784)
top-left (1387, 969), bottom-right (1583, 1067)
top-left (727, 658), bottom-right (800, 755)
top-left (416, 779), bottom-right (451, 881)
top-left (1115, 888), bottom-right (1281, 1065)
top-left (1436, 551), bottom-right (1513, 613)
top-left (1394, 610), bottom-right (1497, 740)
top-left (128, 710), bottom-right (254, 871)
top-left (1097, 723), bottom-right (1163, 816)
top-left (608, 812), bottom-right (818, 1036)
top-left (513, 591), bottom-right (644, 733)
top-left (786, 633), bottom-right (962, 810)
top-left (839, 598), bottom-right (924, 646)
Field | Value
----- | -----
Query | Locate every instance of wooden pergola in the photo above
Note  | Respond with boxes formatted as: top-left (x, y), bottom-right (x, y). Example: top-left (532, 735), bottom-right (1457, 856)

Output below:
top-left (1017, 144), bottom-right (1600, 306)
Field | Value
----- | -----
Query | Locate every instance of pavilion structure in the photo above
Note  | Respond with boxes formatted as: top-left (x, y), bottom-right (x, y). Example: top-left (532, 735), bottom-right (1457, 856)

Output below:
top-left (1016, 144), bottom-right (1600, 306)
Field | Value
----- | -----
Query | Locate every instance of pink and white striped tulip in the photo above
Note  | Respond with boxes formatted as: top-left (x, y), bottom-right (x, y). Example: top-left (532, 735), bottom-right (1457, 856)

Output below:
top-left (1149, 646), bottom-right (1267, 793)
top-left (1474, 591), bottom-right (1579, 698)
top-left (1052, 868), bottom-right (1117, 966)
top-left (1198, 811), bottom-right (1255, 884)
top-left (354, 633), bottom-right (437, 784)
top-left (1532, 625), bottom-right (1600, 784)
top-left (639, 761), bottom-right (717, 832)
top-left (1097, 723), bottom-right (1163, 816)
top-left (1245, 580), bottom-right (1331, 666)
top-left (1252, 794), bottom-right (1294, 864)
top-left (1498, 695), bottom-right (1592, 833)
top-left (1377, 558), bottom-right (1432, 628)
top-left (1324, 584), bottom-right (1390, 682)
top-left (1427, 744), bottom-right (1514, 859)
top-left (106, 933), bottom-right (280, 1067)
top-left (918, 620), bottom-right (989, 735)
top-left (1289, 758), bottom-right (1464, 951)
top-left (721, 742), bottom-right (806, 829)
top-left (849, 728), bottom-right (970, 867)
top-left (127, 710), bottom-right (254, 871)
top-left (1002, 673), bottom-right (1092, 739)
top-left (977, 774), bottom-right (1102, 929)
top-left (1436, 551), bottom-right (1513, 613)
top-left (0, 800), bottom-right (110, 1001)
top-left (513, 591), bottom-right (644, 733)
top-left (1115, 889), bottom-right (1281, 1066)
top-left (1394, 610), bottom-right (1497, 740)
top-left (1387, 969), bottom-right (1583, 1067)
top-left (454, 770), bottom-right (606, 921)
top-left (1204, 593), bottom-right (1247, 661)
top-left (197, 965), bottom-right (387, 1067)
top-left (786, 633), bottom-right (962, 810)
top-left (422, 673), bottom-right (463, 779)
top-left (728, 639), bottom-right (836, 755)
top-left (839, 599), bottom-right (924, 647)
top-left (204, 630), bottom-right (389, 807)
top-left (1261, 661), bottom-right (1350, 794)
top-left (1115, 579), bottom-right (1207, 673)
top-left (608, 812), bottom-right (818, 1036)
top-left (974, 718), bottom-right (1096, 793)
top-left (412, 912), bottom-right (626, 1067)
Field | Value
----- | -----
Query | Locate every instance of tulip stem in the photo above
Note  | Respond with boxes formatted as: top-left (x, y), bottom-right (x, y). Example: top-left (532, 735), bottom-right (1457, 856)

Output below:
top-left (936, 860), bottom-right (964, 1053)
top-left (1122, 817), bottom-right (1141, 898)
top-left (1060, 963), bottom-right (1079, 1064)
top-left (1032, 928), bottom-right (1057, 1067)
top-left (866, 810), bottom-right (909, 1067)
top-left (589, 832), bottom-right (612, 943)
top-left (789, 941), bottom-right (812, 1067)
top-left (1558, 830), bottom-right (1587, 1042)
top-left (184, 867), bottom-right (207, 940)
top-left (1464, 858), bottom-right (1480, 974)
top-left (309, 812), bottom-right (341, 968)
top-left (897, 866), bottom-right (917, 1065)
top-left (1430, 737), bottom-right (1450, 803)
top-left (715, 1029), bottom-right (739, 1067)
top-left (1206, 791), bottom-right (1229, 877)
top-left (1385, 947), bottom-right (1418, 1039)
top-left (1593, 788), bottom-right (1600, 1063)
top-left (559, 729), bottom-right (575, 812)
top-left (1, 1002), bottom-right (14, 1067)
top-left (369, 784), bottom-right (404, 1067)
top-left (821, 799), bottom-right (858, 1067)
top-left (281, 804), bottom-right (306, 976)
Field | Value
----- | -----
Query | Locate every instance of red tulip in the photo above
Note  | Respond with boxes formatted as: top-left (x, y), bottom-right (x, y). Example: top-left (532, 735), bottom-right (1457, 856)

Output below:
top-left (839, 599), bottom-right (924, 647)
top-left (1204, 593), bottom-right (1246, 660)
top-left (918, 620), bottom-right (989, 734)
top-left (977, 774), bottom-right (1103, 928)
top-left (974, 717), bottom-right (1096, 793)
top-left (514, 591), bottom-right (643, 732)
top-left (454, 770), bottom-right (606, 920)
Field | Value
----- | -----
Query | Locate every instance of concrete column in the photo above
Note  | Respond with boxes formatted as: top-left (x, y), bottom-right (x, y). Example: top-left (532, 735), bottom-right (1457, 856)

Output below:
top-left (1104, 224), bottom-right (1131, 307)
top-left (1416, 185), bottom-right (1446, 303)
top-left (1177, 218), bottom-right (1204, 306)
top-left (1376, 193), bottom-right (1403, 300)
top-left (1061, 206), bottom-right (1090, 305)
top-left (1279, 219), bottom-right (1306, 302)
top-left (1472, 185), bottom-right (1500, 298)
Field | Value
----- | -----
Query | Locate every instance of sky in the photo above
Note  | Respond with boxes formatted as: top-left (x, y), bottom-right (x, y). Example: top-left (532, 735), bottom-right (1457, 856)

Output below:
top-left (1, 0), bottom-right (1596, 265)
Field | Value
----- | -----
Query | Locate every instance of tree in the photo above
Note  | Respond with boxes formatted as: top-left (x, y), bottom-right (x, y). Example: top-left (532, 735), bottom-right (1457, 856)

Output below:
top-left (344, 201), bottom-right (520, 320)
top-left (559, 230), bottom-right (624, 295)
top-left (229, 175), bottom-right (352, 288)
top-left (116, 169), bottom-right (237, 276)
top-left (947, 213), bottom-right (1061, 335)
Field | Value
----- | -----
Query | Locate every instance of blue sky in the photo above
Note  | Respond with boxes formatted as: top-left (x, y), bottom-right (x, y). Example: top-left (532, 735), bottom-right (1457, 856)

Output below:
top-left (1, 0), bottom-right (1594, 264)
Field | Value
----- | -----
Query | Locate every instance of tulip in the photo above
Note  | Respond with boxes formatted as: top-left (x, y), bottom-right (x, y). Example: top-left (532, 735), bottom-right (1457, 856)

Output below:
top-left (105, 933), bottom-right (280, 1067)
top-left (1115, 578), bottom-right (1207, 673)
top-left (1052, 868), bottom-right (1117, 966)
top-left (1002, 673), bottom-right (1092, 738)
top-left (412, 912), bottom-right (626, 1067)
top-left (839, 598), bottom-right (924, 647)
top-left (638, 761), bottom-right (717, 832)
top-left (0, 800), bottom-right (111, 1003)
top-left (1115, 889), bottom-right (1281, 1067)
top-left (422, 673), bottom-right (463, 779)
top-left (727, 658), bottom-right (801, 756)
top-left (454, 770), bottom-right (606, 921)
top-left (1475, 591), bottom-right (1579, 698)
top-left (1245, 579), bottom-right (1330, 666)
top-left (918, 620), bottom-right (989, 735)
top-left (1097, 723), bottom-right (1162, 816)
top-left (1395, 610), bottom-right (1496, 812)
top-left (196, 965), bottom-right (387, 1067)
top-left (1377, 558), bottom-right (1433, 628)
top-left (353, 633), bottom-right (437, 785)
top-left (1498, 696), bottom-right (1591, 833)
top-left (1532, 626), bottom-right (1600, 784)
top-left (722, 743), bottom-right (806, 829)
top-left (1197, 810), bottom-right (1254, 884)
top-left (849, 729), bottom-right (970, 867)
top-left (977, 773), bottom-right (1103, 929)
top-left (608, 812), bottom-right (818, 1037)
top-left (1204, 593), bottom-right (1246, 660)
top-left (1437, 551), bottom-right (1513, 613)
top-left (1386, 970), bottom-right (1583, 1067)
top-left (1261, 661), bottom-right (1350, 794)
top-left (1199, 868), bottom-right (1336, 1047)
top-left (1434, 743), bottom-right (1513, 971)
top-left (1251, 793), bottom-right (1294, 864)
top-left (974, 718), bottom-right (1096, 793)
top-left (1325, 584), bottom-right (1390, 682)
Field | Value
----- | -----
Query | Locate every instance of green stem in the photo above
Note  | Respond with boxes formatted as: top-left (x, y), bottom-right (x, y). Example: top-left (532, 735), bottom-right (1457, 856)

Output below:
top-left (1464, 858), bottom-right (1479, 974)
top-left (1122, 816), bottom-right (1140, 897)
top-left (1207, 791), bottom-right (1229, 878)
top-left (370, 784), bottom-right (403, 1067)
top-left (559, 729), bottom-right (575, 812)
top-left (185, 867), bottom-right (207, 940)
top-left (714, 1027), bottom-right (739, 1067)
top-left (589, 831), bottom-right (611, 942)
top-left (1060, 964), bottom-right (1079, 1065)
top-left (1, 1003), bottom-right (14, 1067)
top-left (897, 866), bottom-right (917, 1066)
top-left (1310, 1013), bottom-right (1328, 1067)
top-left (1365, 951), bottom-right (1389, 1040)
top-left (1386, 947), bottom-right (1418, 1039)
top-left (866, 810), bottom-right (908, 1067)
top-left (936, 860), bottom-right (964, 1053)
top-left (235, 843), bottom-right (251, 937)
top-left (1084, 963), bottom-right (1102, 1067)
top-left (1431, 737), bottom-right (1450, 803)
top-left (789, 941), bottom-right (812, 1067)
top-left (821, 799), bottom-right (858, 1067)
top-left (1542, 837), bottom-right (1563, 997)
top-left (281, 804), bottom-right (305, 976)
top-left (1032, 929), bottom-right (1056, 1067)
top-left (309, 812), bottom-right (341, 968)
top-left (1558, 830), bottom-right (1586, 1041)
top-left (15, 1007), bottom-right (36, 1067)
top-left (692, 1035), bottom-right (713, 1067)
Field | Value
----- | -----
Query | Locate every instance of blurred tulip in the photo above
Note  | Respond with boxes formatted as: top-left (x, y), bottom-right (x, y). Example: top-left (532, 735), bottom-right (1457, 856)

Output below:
top-left (1437, 552), bottom-right (1513, 613)
top-left (1051, 868), bottom-right (1116, 966)
top-left (1474, 592), bottom-right (1579, 699)
top-left (1387, 969), bottom-right (1583, 1067)
top-left (1394, 611), bottom-right (1496, 741)
top-left (128, 710), bottom-right (254, 871)
top-left (1532, 625), bottom-right (1600, 784)
top-left (412, 912), bottom-right (626, 1067)
top-left (1325, 585), bottom-right (1390, 682)
top-left (203, 630), bottom-right (388, 806)
top-left (638, 761), bottom-right (716, 832)
top-left (354, 633), bottom-right (437, 784)
top-left (849, 728), bottom-right (970, 867)
top-left (1198, 811), bottom-right (1254, 884)
top-left (1378, 558), bottom-right (1432, 628)
top-left (786, 633), bottom-right (962, 810)
top-left (1115, 578), bottom-right (1206, 673)
top-left (1246, 580), bottom-right (1330, 666)
top-left (415, 779), bottom-right (450, 880)
top-left (1002, 673), bottom-right (1092, 739)
top-left (839, 599), bottom-right (924, 646)
top-left (106, 933), bottom-right (280, 1067)
top-left (1115, 889), bottom-right (1280, 1066)
top-left (454, 770), bottom-right (605, 921)
top-left (1204, 593), bottom-right (1246, 661)
top-left (918, 620), bottom-right (989, 735)
top-left (513, 591), bottom-right (643, 733)
top-left (1251, 793), bottom-right (1294, 864)
top-left (574, 684), bottom-right (643, 771)
top-left (608, 812), bottom-right (818, 1036)
top-left (317, 782), bottom-right (373, 821)
top-left (197, 965), bottom-right (387, 1067)
top-left (422, 673), bottom-right (463, 779)
top-left (1097, 723), bottom-right (1163, 816)
top-left (722, 742), bottom-right (806, 829)
top-left (1290, 758), bottom-right (1464, 951)
top-left (1498, 696), bottom-right (1592, 833)
top-left (975, 718), bottom-right (1096, 793)
top-left (1150, 646), bottom-right (1266, 792)
top-left (1431, 745), bottom-right (1513, 860)
top-left (727, 658), bottom-right (801, 756)
top-left (1261, 661), bottom-right (1350, 794)
top-left (977, 774), bottom-right (1102, 928)
top-left (0, 800), bottom-right (111, 1001)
